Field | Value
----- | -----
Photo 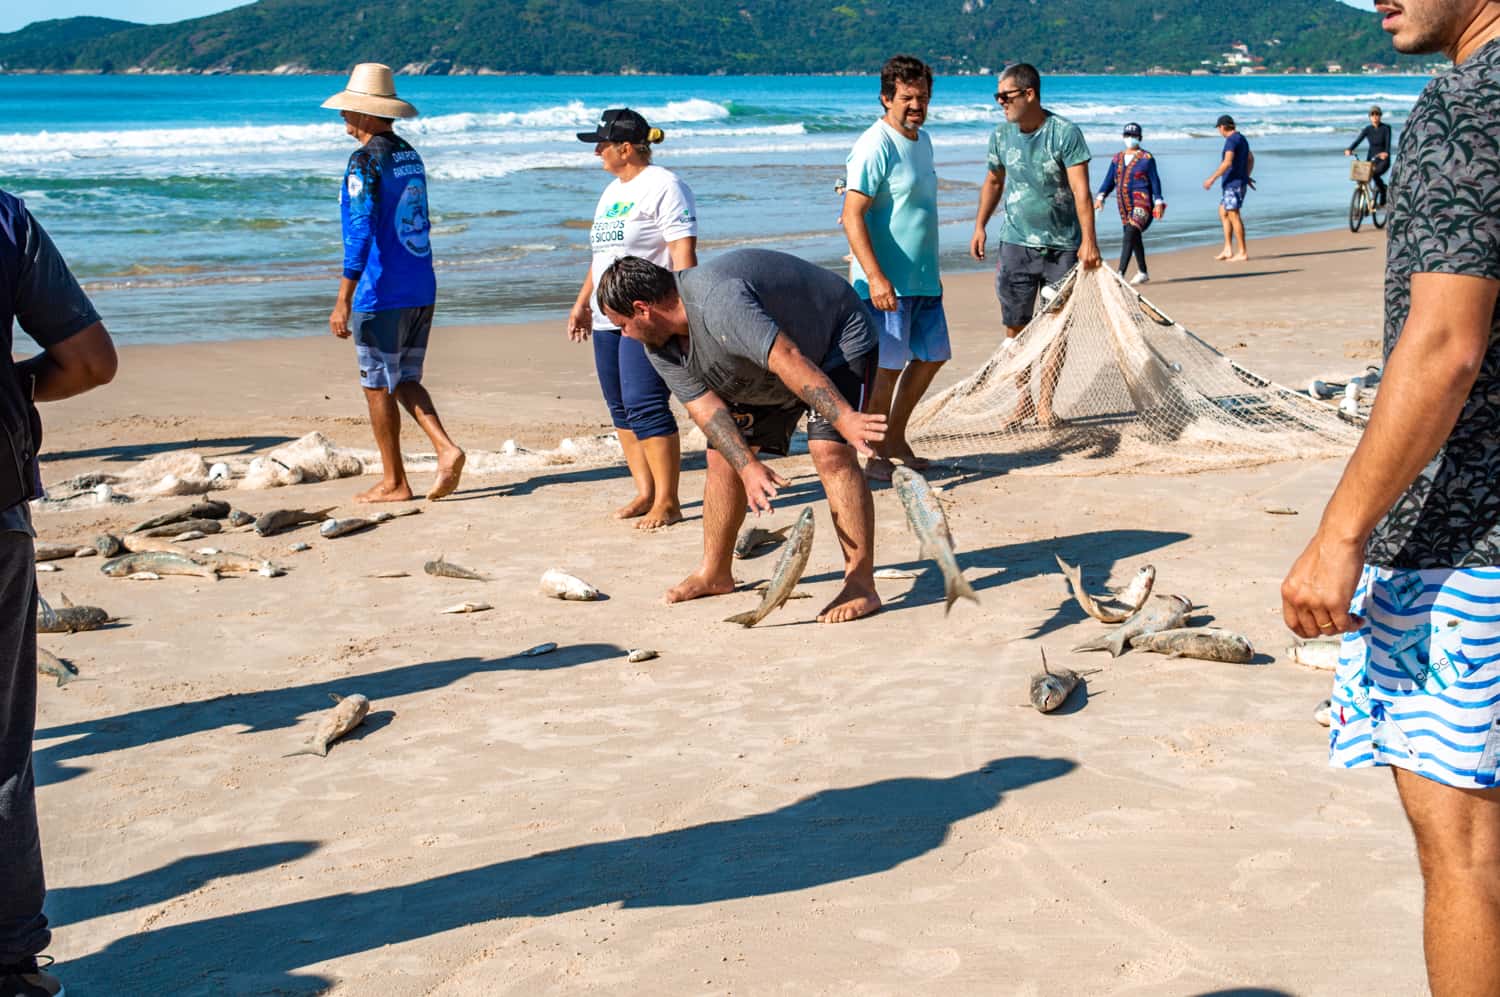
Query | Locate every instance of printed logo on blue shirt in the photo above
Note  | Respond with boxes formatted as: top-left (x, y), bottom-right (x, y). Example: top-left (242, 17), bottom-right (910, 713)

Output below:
top-left (396, 180), bottom-right (431, 257)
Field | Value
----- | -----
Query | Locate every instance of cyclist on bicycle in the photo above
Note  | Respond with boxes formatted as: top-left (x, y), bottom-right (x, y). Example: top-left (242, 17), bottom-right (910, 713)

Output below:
top-left (1345, 105), bottom-right (1393, 207)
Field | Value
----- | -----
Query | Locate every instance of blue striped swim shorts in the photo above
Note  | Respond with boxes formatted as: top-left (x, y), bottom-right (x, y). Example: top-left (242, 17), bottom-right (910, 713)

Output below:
top-left (352, 304), bottom-right (433, 392)
top-left (1329, 564), bottom-right (1500, 789)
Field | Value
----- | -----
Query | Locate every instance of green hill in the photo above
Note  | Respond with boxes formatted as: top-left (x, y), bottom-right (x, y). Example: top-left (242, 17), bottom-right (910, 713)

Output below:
top-left (0, 0), bottom-right (1419, 74)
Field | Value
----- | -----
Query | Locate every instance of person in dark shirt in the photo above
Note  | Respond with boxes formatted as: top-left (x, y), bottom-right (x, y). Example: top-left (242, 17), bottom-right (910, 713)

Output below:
top-left (1203, 114), bottom-right (1254, 262)
top-left (0, 188), bottom-right (117, 997)
top-left (1345, 105), bottom-right (1395, 206)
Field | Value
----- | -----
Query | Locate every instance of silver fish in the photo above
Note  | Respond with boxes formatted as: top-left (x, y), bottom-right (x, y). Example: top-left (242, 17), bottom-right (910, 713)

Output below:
top-left (320, 508), bottom-right (419, 539)
top-left (1129, 627), bottom-right (1255, 663)
top-left (195, 550), bottom-right (278, 574)
top-left (100, 551), bottom-right (219, 580)
top-left (1029, 650), bottom-right (1092, 713)
top-left (254, 507), bottom-right (337, 537)
top-left (540, 569), bottom-right (601, 601)
top-left (725, 506), bottom-right (815, 628)
top-left (519, 642), bottom-right (557, 657)
top-left (733, 523), bottom-right (790, 560)
top-left (34, 542), bottom-right (92, 562)
top-left (1073, 593), bottom-right (1193, 657)
top-left (425, 555), bottom-right (487, 581)
top-left (37, 648), bottom-right (79, 688)
top-left (892, 467), bottom-right (978, 614)
top-left (1054, 555), bottom-right (1155, 624)
top-left (1288, 638), bottom-right (1341, 671)
top-left (227, 509), bottom-right (255, 527)
top-left (127, 499), bottom-right (230, 533)
top-left (284, 693), bottom-right (370, 758)
top-left (1314, 699), bottom-right (1333, 727)
top-left (93, 534), bottom-right (124, 558)
top-left (438, 601), bottom-right (492, 614)
top-left (140, 518), bottom-right (222, 539)
top-left (627, 648), bottom-right (659, 663)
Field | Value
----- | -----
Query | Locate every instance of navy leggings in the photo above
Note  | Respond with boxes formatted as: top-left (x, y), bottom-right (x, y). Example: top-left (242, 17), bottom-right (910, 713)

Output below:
top-left (591, 328), bottom-right (677, 440)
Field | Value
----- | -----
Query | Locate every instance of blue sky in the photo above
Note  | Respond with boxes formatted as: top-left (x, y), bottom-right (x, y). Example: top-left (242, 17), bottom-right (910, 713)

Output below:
top-left (0, 0), bottom-right (1373, 35)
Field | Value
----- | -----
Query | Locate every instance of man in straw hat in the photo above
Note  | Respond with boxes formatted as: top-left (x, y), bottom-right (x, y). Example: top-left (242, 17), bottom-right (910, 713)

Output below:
top-left (323, 63), bottom-right (465, 502)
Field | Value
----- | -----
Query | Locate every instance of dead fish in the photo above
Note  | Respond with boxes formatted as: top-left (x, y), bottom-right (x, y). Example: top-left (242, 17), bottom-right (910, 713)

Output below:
top-left (140, 518), bottom-right (222, 539)
top-left (425, 555), bottom-right (487, 581)
top-left (1054, 555), bottom-right (1155, 624)
top-left (1029, 649), bottom-right (1092, 713)
top-left (36, 602), bottom-right (110, 634)
top-left (195, 550), bottom-right (277, 574)
top-left (287, 542), bottom-right (312, 553)
top-left (439, 601), bottom-right (492, 614)
top-left (540, 568), bottom-right (599, 601)
top-left (227, 509), bottom-right (255, 527)
top-left (750, 580), bottom-right (811, 599)
top-left (627, 648), bottom-right (659, 663)
top-left (258, 564), bottom-right (284, 578)
top-left (368, 570), bottom-right (409, 578)
top-left (100, 551), bottom-right (219, 580)
top-left (34, 542), bottom-right (91, 562)
top-left (321, 516), bottom-right (381, 538)
top-left (1129, 627), bottom-right (1255, 663)
top-left (37, 648), bottom-right (79, 688)
top-left (1265, 507), bottom-right (1299, 516)
top-left (892, 467), bottom-right (979, 614)
top-left (1314, 699), bottom-right (1333, 727)
top-left (93, 534), bottom-right (124, 558)
top-left (725, 506), bottom-right (815, 628)
top-left (873, 567), bottom-right (920, 580)
top-left (1289, 638), bottom-right (1341, 671)
top-left (36, 562), bottom-right (59, 573)
top-left (172, 530), bottom-right (206, 543)
top-left (127, 499), bottom-right (230, 533)
top-left (519, 642), bottom-right (557, 657)
top-left (283, 693), bottom-right (370, 758)
top-left (733, 523), bottom-right (791, 560)
top-left (115, 534), bottom-right (181, 555)
top-left (1074, 594), bottom-right (1193, 657)
top-left (129, 572), bottom-right (161, 581)
top-left (254, 507), bottom-right (337, 537)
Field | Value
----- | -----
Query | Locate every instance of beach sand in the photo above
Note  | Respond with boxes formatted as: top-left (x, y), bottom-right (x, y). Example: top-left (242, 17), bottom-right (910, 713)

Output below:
top-left (30, 226), bottom-right (1419, 996)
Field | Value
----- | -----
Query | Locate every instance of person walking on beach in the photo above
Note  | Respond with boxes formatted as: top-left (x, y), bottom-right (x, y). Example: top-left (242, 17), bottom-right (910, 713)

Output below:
top-left (1095, 123), bottom-right (1166, 285)
top-left (568, 108), bottom-right (697, 530)
top-left (842, 55), bottom-right (949, 482)
top-left (969, 63), bottom-right (1101, 424)
top-left (1203, 114), bottom-right (1253, 262)
top-left (1346, 105), bottom-right (1394, 207)
top-left (1281, 3), bottom-right (1500, 995)
top-left (0, 188), bottom-right (117, 997)
top-left (323, 63), bottom-right (465, 503)
top-left (597, 249), bottom-right (887, 624)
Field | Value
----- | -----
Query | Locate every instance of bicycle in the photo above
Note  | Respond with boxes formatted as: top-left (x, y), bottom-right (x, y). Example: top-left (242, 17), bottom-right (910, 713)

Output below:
top-left (1348, 159), bottom-right (1388, 233)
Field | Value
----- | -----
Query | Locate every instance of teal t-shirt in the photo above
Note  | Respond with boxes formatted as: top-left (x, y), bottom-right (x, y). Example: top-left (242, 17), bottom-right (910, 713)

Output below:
top-left (845, 119), bottom-right (942, 298)
top-left (986, 112), bottom-right (1092, 251)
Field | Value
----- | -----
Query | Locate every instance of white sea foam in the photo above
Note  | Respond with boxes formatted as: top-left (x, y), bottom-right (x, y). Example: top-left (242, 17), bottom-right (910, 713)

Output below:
top-left (1229, 91), bottom-right (1417, 107)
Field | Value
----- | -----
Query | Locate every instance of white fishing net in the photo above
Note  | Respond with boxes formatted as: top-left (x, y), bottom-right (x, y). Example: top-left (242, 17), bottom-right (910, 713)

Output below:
top-left (907, 267), bottom-right (1366, 475)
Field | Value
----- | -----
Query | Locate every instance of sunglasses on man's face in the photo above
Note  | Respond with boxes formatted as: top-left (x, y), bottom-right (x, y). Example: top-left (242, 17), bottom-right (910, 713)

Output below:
top-left (994, 88), bottom-right (1031, 105)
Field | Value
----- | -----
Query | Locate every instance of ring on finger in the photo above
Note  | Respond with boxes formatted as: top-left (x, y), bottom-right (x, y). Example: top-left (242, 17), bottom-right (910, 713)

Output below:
top-left (1319, 621), bottom-right (1336, 630)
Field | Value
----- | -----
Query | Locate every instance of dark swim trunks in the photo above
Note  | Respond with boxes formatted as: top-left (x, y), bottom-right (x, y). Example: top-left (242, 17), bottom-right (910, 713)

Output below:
top-left (713, 354), bottom-right (876, 457)
top-left (352, 304), bottom-right (433, 392)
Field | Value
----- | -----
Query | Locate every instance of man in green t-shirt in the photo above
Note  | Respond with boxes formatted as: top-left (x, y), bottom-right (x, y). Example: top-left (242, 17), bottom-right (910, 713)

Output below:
top-left (969, 63), bottom-right (1101, 424)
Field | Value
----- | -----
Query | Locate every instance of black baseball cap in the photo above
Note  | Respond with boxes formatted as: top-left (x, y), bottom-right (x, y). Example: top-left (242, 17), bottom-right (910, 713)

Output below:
top-left (1123, 122), bottom-right (1142, 139)
top-left (577, 108), bottom-right (652, 143)
top-left (1216, 114), bottom-right (1236, 129)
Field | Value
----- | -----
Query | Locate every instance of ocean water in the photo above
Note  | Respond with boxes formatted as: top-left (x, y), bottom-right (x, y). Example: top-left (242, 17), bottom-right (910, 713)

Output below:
top-left (0, 73), bottom-right (1429, 345)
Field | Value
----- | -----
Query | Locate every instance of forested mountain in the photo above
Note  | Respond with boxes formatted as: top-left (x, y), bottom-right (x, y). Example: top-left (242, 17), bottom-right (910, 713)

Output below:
top-left (0, 0), bottom-right (1417, 75)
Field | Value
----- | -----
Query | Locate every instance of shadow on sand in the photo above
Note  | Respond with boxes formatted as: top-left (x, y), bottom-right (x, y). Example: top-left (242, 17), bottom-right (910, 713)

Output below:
top-left (41, 435), bottom-right (298, 466)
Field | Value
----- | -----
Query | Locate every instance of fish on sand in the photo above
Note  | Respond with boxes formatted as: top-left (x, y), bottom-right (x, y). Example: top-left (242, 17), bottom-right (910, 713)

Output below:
top-left (34, 542), bottom-right (93, 562)
top-left (37, 648), bottom-right (79, 688)
top-left (1054, 555), bottom-right (1155, 624)
top-left (36, 592), bottom-right (110, 634)
top-left (438, 601), bottom-right (492, 614)
top-left (1029, 649), bottom-right (1093, 713)
top-left (725, 506), bottom-right (815, 628)
top-left (1130, 627), bottom-right (1255, 663)
top-left (321, 507), bottom-right (421, 539)
top-left (254, 507), bottom-right (337, 537)
top-left (127, 499), bottom-right (230, 533)
top-left (892, 467), bottom-right (978, 614)
top-left (1288, 638), bottom-right (1342, 671)
top-left (540, 569), bottom-right (601, 601)
top-left (424, 555), bottom-right (487, 581)
top-left (100, 551), bottom-right (219, 580)
top-left (733, 523), bottom-right (791, 560)
top-left (140, 517), bottom-right (222, 539)
top-left (1073, 593), bottom-right (1193, 657)
top-left (284, 693), bottom-right (371, 758)
top-left (227, 509), bottom-right (255, 527)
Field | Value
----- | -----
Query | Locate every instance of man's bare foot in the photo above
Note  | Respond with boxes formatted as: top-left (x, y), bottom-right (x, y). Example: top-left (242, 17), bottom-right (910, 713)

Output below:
top-left (356, 480), bottom-right (414, 503)
top-left (1230, 253), bottom-right (1250, 262)
top-left (635, 503), bottom-right (683, 531)
top-left (889, 449), bottom-right (932, 472)
top-left (426, 448), bottom-right (465, 501)
top-left (817, 580), bottom-right (882, 623)
top-left (614, 494), bottom-right (653, 519)
top-left (665, 570), bottom-right (736, 604)
top-left (1214, 249), bottom-right (1233, 261)
top-left (865, 456), bottom-right (895, 482)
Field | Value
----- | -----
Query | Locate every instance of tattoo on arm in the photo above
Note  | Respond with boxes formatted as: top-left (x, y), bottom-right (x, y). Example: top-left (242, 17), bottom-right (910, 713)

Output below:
top-left (703, 408), bottom-right (754, 472)
top-left (803, 384), bottom-right (847, 426)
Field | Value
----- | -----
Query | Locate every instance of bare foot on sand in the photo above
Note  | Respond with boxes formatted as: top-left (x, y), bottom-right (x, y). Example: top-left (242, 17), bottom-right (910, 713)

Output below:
top-left (1230, 253), bottom-right (1250, 262)
top-left (1215, 249), bottom-right (1233, 261)
top-left (665, 570), bottom-right (736, 604)
top-left (426, 449), bottom-right (465, 501)
top-left (635, 503), bottom-right (683, 531)
top-left (614, 494), bottom-right (653, 519)
top-left (817, 580), bottom-right (882, 623)
top-left (356, 480), bottom-right (415, 503)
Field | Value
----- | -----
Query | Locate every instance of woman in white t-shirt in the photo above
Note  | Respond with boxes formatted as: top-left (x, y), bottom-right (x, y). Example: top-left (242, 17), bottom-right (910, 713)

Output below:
top-left (568, 108), bottom-right (698, 530)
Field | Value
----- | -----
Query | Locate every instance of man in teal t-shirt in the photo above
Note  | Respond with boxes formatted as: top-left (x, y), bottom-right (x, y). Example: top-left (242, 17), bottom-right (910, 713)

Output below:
top-left (969, 62), bottom-right (1101, 424)
top-left (842, 54), bottom-right (950, 480)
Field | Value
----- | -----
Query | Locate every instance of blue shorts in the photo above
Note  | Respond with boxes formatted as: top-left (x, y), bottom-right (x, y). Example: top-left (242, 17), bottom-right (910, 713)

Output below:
top-left (353, 305), bottom-right (433, 392)
top-left (865, 295), bottom-right (952, 371)
top-left (1329, 564), bottom-right (1500, 789)
top-left (1221, 181), bottom-right (1249, 213)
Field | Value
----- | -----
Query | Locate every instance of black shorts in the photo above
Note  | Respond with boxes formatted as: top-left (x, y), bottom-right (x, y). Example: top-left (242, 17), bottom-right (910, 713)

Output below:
top-left (716, 354), bottom-right (876, 457)
top-left (994, 242), bottom-right (1078, 329)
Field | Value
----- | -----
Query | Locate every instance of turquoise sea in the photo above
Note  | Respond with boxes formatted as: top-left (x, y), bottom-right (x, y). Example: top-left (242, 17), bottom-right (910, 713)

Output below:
top-left (0, 73), bottom-right (1429, 345)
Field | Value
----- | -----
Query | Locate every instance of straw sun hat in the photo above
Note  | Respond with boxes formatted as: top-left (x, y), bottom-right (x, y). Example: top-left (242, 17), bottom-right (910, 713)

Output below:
top-left (321, 63), bottom-right (418, 120)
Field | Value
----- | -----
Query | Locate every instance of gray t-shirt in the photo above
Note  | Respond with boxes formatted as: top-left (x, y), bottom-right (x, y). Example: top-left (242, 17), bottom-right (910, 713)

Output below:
top-left (647, 248), bottom-right (875, 407)
top-left (1365, 39), bottom-right (1500, 569)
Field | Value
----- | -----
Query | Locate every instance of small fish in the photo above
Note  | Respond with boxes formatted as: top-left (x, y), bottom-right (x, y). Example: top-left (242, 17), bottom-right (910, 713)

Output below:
top-left (725, 506), bottom-right (815, 628)
top-left (129, 572), bottom-right (161, 581)
top-left (254, 507), bottom-right (337, 537)
top-left (36, 599), bottom-right (110, 634)
top-left (439, 601), bottom-right (492, 614)
top-left (750, 580), bottom-right (811, 599)
top-left (195, 547), bottom-right (221, 556)
top-left (1029, 650), bottom-right (1092, 713)
top-left (227, 509), bottom-right (255, 527)
top-left (171, 530), bottom-right (206, 542)
top-left (100, 551), bottom-right (219, 580)
top-left (425, 555), bottom-right (488, 581)
top-left (34, 542), bottom-right (86, 562)
top-left (140, 518), bottom-right (221, 539)
top-left (1054, 556), bottom-right (1155, 624)
top-left (320, 512), bottom-right (392, 538)
top-left (520, 642), bottom-right (557, 657)
top-left (1129, 627), bottom-right (1255, 664)
top-left (36, 562), bottom-right (58, 573)
top-left (37, 648), bottom-right (79, 688)
top-left (626, 648), bottom-right (659, 663)
top-left (873, 568), bottom-right (920, 580)
top-left (540, 568), bottom-right (599, 600)
top-left (733, 523), bottom-right (791, 560)
top-left (127, 499), bottom-right (230, 533)
top-left (1265, 507), bottom-right (1299, 516)
top-left (892, 467), bottom-right (978, 614)
top-left (196, 550), bottom-right (278, 574)
top-left (1074, 593), bottom-right (1193, 657)
top-left (258, 564), bottom-right (284, 578)
top-left (368, 570), bottom-right (409, 578)
top-left (1314, 698), bottom-right (1333, 727)
top-left (73, 547), bottom-right (96, 558)
top-left (284, 693), bottom-right (370, 758)
top-left (93, 534), bottom-right (124, 558)
top-left (288, 542), bottom-right (312, 553)
top-left (115, 534), bottom-right (180, 555)
top-left (1289, 638), bottom-right (1341, 671)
